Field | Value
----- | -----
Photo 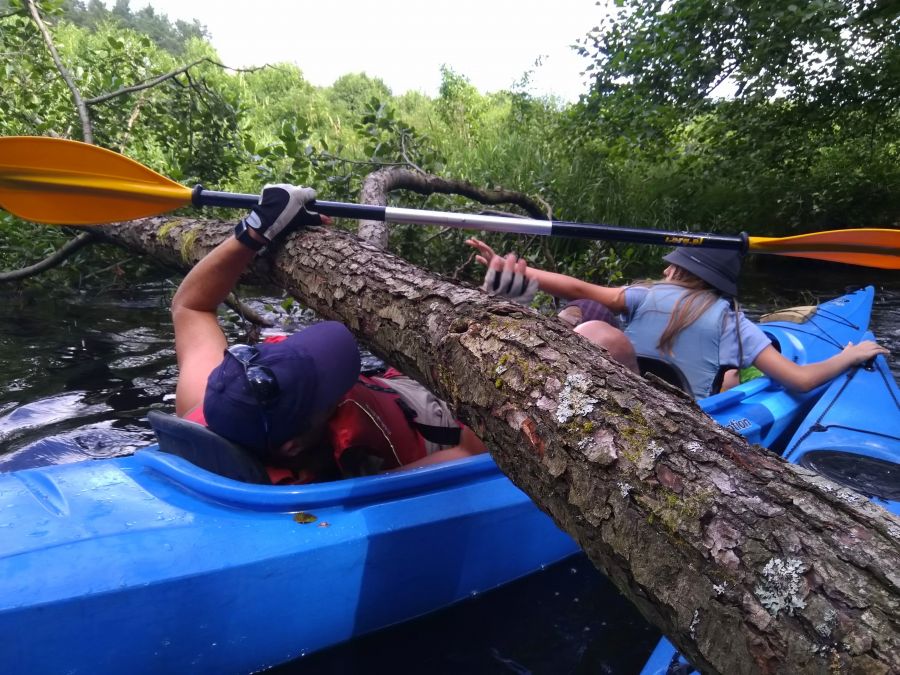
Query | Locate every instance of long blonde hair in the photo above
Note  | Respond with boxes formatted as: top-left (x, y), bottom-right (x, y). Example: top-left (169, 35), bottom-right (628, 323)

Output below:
top-left (646, 266), bottom-right (722, 355)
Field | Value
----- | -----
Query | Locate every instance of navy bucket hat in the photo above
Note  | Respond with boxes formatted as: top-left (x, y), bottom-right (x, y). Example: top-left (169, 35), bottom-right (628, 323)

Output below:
top-left (203, 321), bottom-right (360, 454)
top-left (663, 247), bottom-right (743, 298)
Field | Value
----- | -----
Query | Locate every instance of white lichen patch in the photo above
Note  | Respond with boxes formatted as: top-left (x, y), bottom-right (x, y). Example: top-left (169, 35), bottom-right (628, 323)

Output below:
top-left (816, 608), bottom-right (838, 637)
top-left (712, 582), bottom-right (727, 597)
top-left (617, 481), bottom-right (632, 498)
top-left (755, 557), bottom-right (807, 617)
top-left (689, 609), bottom-right (700, 639)
top-left (555, 372), bottom-right (599, 424)
top-left (647, 440), bottom-right (663, 458)
top-left (888, 524), bottom-right (900, 540)
top-left (685, 441), bottom-right (702, 453)
top-left (837, 489), bottom-right (863, 505)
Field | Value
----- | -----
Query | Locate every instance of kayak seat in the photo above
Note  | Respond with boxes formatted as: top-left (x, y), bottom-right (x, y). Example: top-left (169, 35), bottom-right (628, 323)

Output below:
top-left (147, 411), bottom-right (272, 485)
top-left (636, 356), bottom-right (692, 394)
top-left (636, 357), bottom-right (735, 398)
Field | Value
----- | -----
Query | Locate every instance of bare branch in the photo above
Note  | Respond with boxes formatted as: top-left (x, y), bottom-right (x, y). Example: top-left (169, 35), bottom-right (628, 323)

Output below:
top-left (357, 166), bottom-right (552, 247)
top-left (224, 293), bottom-right (274, 329)
top-left (452, 249), bottom-right (478, 280)
top-left (0, 232), bottom-right (96, 282)
top-left (117, 93), bottom-right (149, 152)
top-left (703, 62), bottom-right (740, 100)
top-left (85, 58), bottom-right (276, 106)
top-left (399, 134), bottom-right (426, 174)
top-left (318, 152), bottom-right (415, 169)
top-left (26, 0), bottom-right (93, 143)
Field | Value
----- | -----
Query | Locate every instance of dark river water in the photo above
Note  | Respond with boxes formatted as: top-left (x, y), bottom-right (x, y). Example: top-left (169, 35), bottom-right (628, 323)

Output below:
top-left (1, 257), bottom-right (898, 674)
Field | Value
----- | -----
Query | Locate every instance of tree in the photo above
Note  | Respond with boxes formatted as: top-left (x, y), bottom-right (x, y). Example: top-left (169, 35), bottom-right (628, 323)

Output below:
top-left (570, 0), bottom-right (900, 231)
top-left (90, 214), bottom-right (900, 675)
top-left (327, 72), bottom-right (393, 119)
top-left (61, 0), bottom-right (208, 55)
top-left (580, 0), bottom-right (900, 111)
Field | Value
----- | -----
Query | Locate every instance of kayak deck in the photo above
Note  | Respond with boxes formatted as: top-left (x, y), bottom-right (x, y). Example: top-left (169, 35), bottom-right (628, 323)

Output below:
top-left (0, 450), bottom-right (578, 673)
top-left (783, 337), bottom-right (900, 515)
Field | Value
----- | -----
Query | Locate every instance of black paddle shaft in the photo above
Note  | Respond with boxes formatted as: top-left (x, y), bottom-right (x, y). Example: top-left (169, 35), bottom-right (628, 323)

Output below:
top-left (549, 221), bottom-right (748, 251)
top-left (192, 186), bottom-right (749, 252)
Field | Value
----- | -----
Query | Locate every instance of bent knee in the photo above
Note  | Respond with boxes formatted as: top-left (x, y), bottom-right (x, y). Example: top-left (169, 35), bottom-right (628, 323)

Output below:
top-left (574, 321), bottom-right (638, 373)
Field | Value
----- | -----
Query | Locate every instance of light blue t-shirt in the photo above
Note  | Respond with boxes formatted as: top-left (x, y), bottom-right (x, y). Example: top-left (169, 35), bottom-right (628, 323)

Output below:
top-left (623, 285), bottom-right (771, 369)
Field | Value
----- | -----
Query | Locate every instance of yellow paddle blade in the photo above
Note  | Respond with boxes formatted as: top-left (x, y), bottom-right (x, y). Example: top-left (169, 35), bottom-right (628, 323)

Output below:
top-left (0, 136), bottom-right (193, 225)
top-left (749, 229), bottom-right (900, 269)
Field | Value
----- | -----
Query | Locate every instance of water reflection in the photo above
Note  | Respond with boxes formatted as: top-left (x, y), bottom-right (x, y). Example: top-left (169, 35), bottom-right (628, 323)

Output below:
top-left (0, 282), bottom-right (179, 465)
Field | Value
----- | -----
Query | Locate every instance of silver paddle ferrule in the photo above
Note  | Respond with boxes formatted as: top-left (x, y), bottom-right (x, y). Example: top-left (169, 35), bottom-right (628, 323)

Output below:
top-left (384, 207), bottom-right (553, 236)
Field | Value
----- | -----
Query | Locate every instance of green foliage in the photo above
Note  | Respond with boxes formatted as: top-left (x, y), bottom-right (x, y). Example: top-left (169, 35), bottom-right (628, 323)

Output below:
top-left (580, 0), bottom-right (900, 112)
top-left (0, 213), bottom-right (161, 290)
top-left (327, 73), bottom-right (392, 119)
top-left (61, 0), bottom-right (208, 55)
top-left (2, 0), bottom-right (897, 294)
top-left (571, 0), bottom-right (900, 232)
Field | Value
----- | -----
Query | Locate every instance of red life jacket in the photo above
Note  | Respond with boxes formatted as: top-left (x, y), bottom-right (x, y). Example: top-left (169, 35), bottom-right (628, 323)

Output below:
top-left (327, 371), bottom-right (463, 476)
top-left (328, 374), bottom-right (428, 474)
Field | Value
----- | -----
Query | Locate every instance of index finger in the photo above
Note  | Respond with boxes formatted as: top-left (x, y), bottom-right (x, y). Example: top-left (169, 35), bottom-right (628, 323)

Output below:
top-left (465, 237), bottom-right (494, 260)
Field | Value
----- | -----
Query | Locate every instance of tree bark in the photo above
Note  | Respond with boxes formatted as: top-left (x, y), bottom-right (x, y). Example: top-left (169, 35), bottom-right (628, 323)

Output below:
top-left (95, 217), bottom-right (900, 675)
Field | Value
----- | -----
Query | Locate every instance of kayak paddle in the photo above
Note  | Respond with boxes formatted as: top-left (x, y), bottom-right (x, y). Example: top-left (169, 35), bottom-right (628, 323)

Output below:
top-left (1, 135), bottom-right (898, 269)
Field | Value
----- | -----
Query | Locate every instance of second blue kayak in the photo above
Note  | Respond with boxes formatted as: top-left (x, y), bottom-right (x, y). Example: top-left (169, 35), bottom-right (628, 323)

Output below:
top-left (783, 336), bottom-right (900, 515)
top-left (641, 313), bottom-right (900, 675)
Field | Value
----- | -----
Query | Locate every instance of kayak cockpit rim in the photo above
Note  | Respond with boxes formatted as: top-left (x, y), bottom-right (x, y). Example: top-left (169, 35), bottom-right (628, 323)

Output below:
top-left (133, 448), bottom-right (503, 511)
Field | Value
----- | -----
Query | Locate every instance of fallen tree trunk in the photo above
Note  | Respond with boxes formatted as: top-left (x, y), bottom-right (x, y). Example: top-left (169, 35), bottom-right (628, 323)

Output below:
top-left (95, 217), bottom-right (899, 674)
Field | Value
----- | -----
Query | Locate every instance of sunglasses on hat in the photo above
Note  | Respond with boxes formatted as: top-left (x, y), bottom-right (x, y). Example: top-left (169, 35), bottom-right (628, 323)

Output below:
top-left (225, 344), bottom-right (281, 449)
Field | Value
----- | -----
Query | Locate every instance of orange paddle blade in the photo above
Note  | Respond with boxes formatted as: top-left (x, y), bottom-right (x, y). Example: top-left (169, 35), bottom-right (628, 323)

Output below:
top-left (748, 229), bottom-right (900, 269)
top-left (0, 136), bottom-right (193, 225)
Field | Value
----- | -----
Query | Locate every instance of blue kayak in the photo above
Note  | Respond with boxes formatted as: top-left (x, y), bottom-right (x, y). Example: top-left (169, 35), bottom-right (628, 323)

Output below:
top-left (782, 336), bottom-right (900, 515)
top-left (699, 286), bottom-right (875, 451)
top-left (0, 287), bottom-right (881, 674)
top-left (641, 301), bottom-right (900, 675)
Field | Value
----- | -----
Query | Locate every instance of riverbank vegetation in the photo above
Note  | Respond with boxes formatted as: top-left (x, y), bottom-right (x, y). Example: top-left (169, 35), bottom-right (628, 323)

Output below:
top-left (2, 0), bottom-right (898, 289)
